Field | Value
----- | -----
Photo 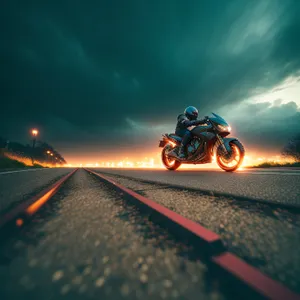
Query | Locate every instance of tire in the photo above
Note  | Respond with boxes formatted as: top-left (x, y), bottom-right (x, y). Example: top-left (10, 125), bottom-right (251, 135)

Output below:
top-left (216, 140), bottom-right (245, 172)
top-left (161, 145), bottom-right (181, 171)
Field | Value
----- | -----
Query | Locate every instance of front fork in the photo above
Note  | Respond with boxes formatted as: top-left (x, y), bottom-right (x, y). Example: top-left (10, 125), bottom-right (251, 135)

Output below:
top-left (216, 135), bottom-right (232, 154)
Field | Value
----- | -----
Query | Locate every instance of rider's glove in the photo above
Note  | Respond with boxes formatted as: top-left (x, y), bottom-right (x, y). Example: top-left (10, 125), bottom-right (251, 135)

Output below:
top-left (194, 118), bottom-right (208, 125)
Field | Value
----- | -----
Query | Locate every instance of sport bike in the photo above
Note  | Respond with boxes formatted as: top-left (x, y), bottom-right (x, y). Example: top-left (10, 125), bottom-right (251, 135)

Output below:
top-left (158, 113), bottom-right (245, 172)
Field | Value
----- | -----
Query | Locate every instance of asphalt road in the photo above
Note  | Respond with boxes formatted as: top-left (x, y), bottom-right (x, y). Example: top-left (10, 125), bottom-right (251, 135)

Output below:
top-left (0, 168), bottom-right (73, 215)
top-left (95, 170), bottom-right (300, 294)
top-left (0, 168), bottom-right (299, 299)
top-left (0, 170), bottom-right (234, 300)
top-left (92, 168), bottom-right (300, 206)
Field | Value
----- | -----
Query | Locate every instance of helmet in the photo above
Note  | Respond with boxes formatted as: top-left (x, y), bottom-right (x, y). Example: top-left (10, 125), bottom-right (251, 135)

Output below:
top-left (184, 106), bottom-right (198, 120)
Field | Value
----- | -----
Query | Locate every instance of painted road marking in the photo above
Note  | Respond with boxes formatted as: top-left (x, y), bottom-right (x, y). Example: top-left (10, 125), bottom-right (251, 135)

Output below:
top-left (0, 169), bottom-right (48, 175)
top-left (0, 169), bottom-right (78, 228)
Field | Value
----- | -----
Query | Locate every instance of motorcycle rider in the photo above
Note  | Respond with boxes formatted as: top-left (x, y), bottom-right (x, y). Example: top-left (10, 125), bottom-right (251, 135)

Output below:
top-left (170, 106), bottom-right (208, 159)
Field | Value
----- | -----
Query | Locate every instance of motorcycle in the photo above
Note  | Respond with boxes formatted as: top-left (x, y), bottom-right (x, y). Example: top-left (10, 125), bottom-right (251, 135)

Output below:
top-left (158, 113), bottom-right (245, 172)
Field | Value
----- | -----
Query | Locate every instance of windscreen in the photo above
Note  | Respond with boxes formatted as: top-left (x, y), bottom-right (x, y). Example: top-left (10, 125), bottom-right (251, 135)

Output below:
top-left (210, 112), bottom-right (229, 126)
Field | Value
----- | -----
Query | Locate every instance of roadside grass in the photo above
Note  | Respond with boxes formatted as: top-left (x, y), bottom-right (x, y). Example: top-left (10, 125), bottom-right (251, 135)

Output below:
top-left (0, 155), bottom-right (45, 169)
top-left (247, 161), bottom-right (300, 168)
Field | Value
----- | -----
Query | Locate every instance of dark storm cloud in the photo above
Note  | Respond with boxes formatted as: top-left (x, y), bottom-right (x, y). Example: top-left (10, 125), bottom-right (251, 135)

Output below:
top-left (220, 100), bottom-right (300, 150)
top-left (1, 0), bottom-right (300, 154)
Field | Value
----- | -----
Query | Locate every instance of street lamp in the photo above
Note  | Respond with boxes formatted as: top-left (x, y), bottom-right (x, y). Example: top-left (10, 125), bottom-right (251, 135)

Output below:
top-left (46, 150), bottom-right (51, 166)
top-left (51, 153), bottom-right (54, 165)
top-left (30, 128), bottom-right (39, 165)
top-left (31, 129), bottom-right (38, 137)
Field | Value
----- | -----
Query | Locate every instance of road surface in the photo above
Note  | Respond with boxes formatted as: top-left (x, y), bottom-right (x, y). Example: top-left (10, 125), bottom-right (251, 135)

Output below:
top-left (0, 170), bottom-right (234, 300)
top-left (91, 168), bottom-right (300, 291)
top-left (0, 168), bottom-right (73, 215)
top-left (92, 167), bottom-right (300, 206)
top-left (0, 168), bottom-right (299, 299)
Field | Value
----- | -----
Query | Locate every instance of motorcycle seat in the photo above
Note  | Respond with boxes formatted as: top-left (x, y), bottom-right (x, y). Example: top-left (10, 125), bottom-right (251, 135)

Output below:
top-left (168, 134), bottom-right (182, 142)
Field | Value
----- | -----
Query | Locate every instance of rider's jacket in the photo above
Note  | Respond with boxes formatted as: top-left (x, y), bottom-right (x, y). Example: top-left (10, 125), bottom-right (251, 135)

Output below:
top-left (175, 114), bottom-right (207, 133)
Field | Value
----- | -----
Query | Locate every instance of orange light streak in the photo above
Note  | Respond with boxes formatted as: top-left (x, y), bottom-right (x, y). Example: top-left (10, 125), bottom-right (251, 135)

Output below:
top-left (26, 188), bottom-right (57, 215)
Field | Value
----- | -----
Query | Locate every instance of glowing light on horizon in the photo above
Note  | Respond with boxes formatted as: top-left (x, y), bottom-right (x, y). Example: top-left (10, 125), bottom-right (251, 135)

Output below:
top-left (65, 150), bottom-right (296, 169)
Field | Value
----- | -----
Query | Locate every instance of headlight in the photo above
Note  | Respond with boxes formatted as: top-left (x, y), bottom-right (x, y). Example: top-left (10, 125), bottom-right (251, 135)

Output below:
top-left (217, 124), bottom-right (231, 132)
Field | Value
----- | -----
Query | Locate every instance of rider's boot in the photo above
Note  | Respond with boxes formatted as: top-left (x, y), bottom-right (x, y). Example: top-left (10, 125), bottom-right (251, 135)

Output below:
top-left (178, 145), bottom-right (187, 159)
top-left (178, 132), bottom-right (191, 159)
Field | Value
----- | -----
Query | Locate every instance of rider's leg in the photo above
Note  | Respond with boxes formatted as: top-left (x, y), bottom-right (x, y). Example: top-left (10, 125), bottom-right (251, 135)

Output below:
top-left (178, 130), bottom-right (192, 159)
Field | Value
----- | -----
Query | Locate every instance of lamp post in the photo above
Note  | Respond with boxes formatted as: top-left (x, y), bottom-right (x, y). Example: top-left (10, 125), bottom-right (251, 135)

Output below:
top-left (50, 152), bottom-right (54, 166)
top-left (31, 129), bottom-right (38, 165)
top-left (46, 150), bottom-right (51, 166)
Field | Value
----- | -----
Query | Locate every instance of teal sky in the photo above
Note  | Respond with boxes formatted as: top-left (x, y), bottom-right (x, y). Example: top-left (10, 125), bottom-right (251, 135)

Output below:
top-left (1, 0), bottom-right (300, 159)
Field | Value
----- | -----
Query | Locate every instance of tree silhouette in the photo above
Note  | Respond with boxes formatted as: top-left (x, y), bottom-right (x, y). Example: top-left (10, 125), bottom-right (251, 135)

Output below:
top-left (281, 133), bottom-right (300, 162)
top-left (0, 136), bottom-right (67, 165)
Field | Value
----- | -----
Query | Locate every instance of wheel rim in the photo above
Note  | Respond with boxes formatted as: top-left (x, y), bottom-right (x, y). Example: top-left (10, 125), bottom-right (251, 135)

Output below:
top-left (218, 144), bottom-right (241, 169)
top-left (162, 147), bottom-right (176, 167)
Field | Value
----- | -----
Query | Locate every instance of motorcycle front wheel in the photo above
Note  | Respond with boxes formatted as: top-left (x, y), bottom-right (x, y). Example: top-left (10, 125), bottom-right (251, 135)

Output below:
top-left (216, 140), bottom-right (245, 172)
top-left (161, 145), bottom-right (182, 171)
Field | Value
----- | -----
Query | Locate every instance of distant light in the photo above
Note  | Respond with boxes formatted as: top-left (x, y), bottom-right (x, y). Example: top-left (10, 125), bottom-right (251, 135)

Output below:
top-left (16, 218), bottom-right (24, 227)
top-left (31, 129), bottom-right (38, 136)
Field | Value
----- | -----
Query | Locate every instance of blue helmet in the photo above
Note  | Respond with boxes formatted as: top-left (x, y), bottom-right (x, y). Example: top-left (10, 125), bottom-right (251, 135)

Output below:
top-left (184, 106), bottom-right (198, 120)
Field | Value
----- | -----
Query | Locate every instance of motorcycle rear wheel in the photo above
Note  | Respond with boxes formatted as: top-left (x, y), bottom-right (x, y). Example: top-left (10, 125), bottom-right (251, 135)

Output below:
top-left (161, 145), bottom-right (182, 170)
top-left (216, 140), bottom-right (245, 172)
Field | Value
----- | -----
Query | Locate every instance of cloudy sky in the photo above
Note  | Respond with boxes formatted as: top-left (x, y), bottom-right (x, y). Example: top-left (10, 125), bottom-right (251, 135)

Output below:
top-left (1, 0), bottom-right (300, 162)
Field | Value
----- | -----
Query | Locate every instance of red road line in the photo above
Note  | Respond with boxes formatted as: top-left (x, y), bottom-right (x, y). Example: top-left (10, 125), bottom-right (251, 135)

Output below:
top-left (212, 253), bottom-right (300, 300)
top-left (85, 168), bottom-right (300, 300)
top-left (0, 168), bottom-right (78, 228)
top-left (85, 168), bottom-right (224, 251)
